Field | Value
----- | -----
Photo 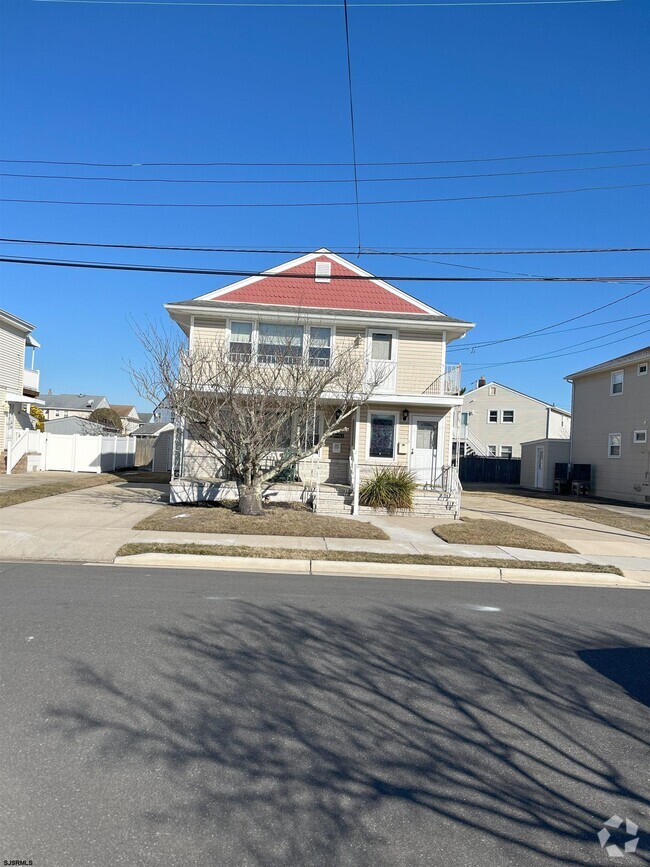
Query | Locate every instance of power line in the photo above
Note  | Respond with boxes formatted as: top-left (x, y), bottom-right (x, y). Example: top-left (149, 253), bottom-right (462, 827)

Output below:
top-left (463, 321), bottom-right (650, 370)
top-left (1, 144), bottom-right (646, 168)
top-left (3, 180), bottom-right (649, 208)
top-left (4, 160), bottom-right (649, 185)
top-left (448, 283), bottom-right (649, 350)
top-left (1, 254), bottom-right (648, 281)
top-left (342, 0), bottom-right (362, 254)
top-left (2, 237), bottom-right (649, 255)
top-left (31, 0), bottom-right (625, 8)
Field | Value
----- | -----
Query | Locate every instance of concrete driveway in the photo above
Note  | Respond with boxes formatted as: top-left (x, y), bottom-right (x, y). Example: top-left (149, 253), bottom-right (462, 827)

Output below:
top-left (0, 470), bottom-right (90, 493)
top-left (0, 481), bottom-right (168, 561)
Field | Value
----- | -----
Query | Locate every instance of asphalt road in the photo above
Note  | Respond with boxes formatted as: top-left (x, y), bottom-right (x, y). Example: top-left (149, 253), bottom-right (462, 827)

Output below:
top-left (1, 562), bottom-right (649, 867)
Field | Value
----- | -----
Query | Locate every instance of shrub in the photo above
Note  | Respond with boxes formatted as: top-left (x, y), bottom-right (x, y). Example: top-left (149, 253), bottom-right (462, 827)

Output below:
top-left (89, 407), bottom-right (123, 432)
top-left (30, 405), bottom-right (45, 432)
top-left (359, 466), bottom-right (417, 512)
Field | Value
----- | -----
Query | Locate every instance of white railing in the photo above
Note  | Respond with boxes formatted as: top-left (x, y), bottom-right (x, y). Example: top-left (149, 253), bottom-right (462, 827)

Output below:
top-left (423, 363), bottom-right (462, 396)
top-left (465, 429), bottom-right (490, 457)
top-left (349, 452), bottom-right (360, 515)
top-left (445, 464), bottom-right (462, 519)
top-left (6, 429), bottom-right (29, 474)
top-left (23, 368), bottom-right (40, 394)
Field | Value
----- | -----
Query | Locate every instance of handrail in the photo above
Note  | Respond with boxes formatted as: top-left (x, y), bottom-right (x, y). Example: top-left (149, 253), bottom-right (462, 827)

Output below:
top-left (465, 429), bottom-right (490, 457)
top-left (423, 363), bottom-right (462, 396)
top-left (6, 428), bottom-right (29, 474)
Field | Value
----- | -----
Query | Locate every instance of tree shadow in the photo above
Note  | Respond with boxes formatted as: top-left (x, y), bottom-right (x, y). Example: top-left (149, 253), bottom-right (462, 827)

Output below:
top-left (46, 605), bottom-right (650, 865)
top-left (578, 647), bottom-right (650, 707)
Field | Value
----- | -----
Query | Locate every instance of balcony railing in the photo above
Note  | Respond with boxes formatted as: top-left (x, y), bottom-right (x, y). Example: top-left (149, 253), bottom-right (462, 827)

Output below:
top-left (422, 363), bottom-right (462, 396)
top-left (23, 367), bottom-right (40, 395)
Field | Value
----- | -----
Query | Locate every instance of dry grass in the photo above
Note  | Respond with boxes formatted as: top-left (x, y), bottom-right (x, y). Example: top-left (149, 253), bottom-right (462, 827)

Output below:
top-left (115, 542), bottom-right (621, 575)
top-left (463, 490), bottom-right (650, 538)
top-left (433, 518), bottom-right (576, 553)
top-left (134, 503), bottom-right (389, 540)
top-left (0, 471), bottom-right (170, 509)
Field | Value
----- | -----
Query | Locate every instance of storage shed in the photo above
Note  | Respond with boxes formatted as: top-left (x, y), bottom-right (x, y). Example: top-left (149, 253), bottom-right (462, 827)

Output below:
top-left (520, 438), bottom-right (571, 491)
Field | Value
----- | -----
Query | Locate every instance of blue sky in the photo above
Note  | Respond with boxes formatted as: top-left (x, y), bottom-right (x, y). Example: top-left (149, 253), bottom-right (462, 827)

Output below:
top-left (1, 0), bottom-right (649, 410)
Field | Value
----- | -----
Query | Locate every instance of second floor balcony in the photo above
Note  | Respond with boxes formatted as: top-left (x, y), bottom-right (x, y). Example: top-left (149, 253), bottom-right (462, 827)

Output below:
top-left (423, 364), bottom-right (462, 397)
top-left (23, 367), bottom-right (40, 396)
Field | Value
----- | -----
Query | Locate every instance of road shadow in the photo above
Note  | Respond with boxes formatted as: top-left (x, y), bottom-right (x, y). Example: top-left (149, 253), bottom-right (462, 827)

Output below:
top-left (46, 605), bottom-right (650, 865)
top-left (578, 647), bottom-right (650, 707)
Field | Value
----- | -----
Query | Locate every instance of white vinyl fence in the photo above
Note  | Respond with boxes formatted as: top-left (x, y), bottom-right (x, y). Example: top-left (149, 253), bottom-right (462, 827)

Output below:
top-left (7, 430), bottom-right (136, 474)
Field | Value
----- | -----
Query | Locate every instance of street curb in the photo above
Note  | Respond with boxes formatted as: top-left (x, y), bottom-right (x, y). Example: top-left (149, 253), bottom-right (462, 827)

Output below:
top-left (112, 553), bottom-right (647, 587)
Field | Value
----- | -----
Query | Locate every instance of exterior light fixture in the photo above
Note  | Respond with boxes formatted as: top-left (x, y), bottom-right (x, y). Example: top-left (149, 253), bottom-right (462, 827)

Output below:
top-left (402, 409), bottom-right (410, 422)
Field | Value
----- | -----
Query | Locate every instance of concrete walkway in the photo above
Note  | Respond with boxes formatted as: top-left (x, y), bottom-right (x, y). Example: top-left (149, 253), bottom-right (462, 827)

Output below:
top-left (0, 481), bottom-right (648, 578)
top-left (0, 470), bottom-right (88, 493)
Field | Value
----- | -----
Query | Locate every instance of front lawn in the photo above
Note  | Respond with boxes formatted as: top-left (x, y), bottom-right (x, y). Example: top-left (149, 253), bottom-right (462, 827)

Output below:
top-left (115, 542), bottom-right (621, 575)
top-left (134, 503), bottom-right (389, 540)
top-left (433, 518), bottom-right (576, 553)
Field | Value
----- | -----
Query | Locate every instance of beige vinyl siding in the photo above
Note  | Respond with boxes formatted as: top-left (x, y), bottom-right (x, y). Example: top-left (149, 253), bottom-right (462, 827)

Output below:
top-left (462, 385), bottom-right (568, 458)
top-left (0, 320), bottom-right (25, 394)
top-left (571, 361), bottom-right (649, 503)
top-left (395, 331), bottom-right (443, 393)
top-left (192, 317), bottom-right (228, 351)
top-left (547, 408), bottom-right (571, 439)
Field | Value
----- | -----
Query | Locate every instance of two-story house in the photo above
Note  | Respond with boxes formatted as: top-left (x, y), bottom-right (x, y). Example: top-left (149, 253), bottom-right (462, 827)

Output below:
top-left (165, 249), bottom-right (474, 514)
top-left (1, 307), bottom-right (42, 470)
top-left (566, 346), bottom-right (649, 504)
top-left (41, 393), bottom-right (111, 422)
top-left (454, 379), bottom-right (571, 460)
top-left (110, 404), bottom-right (142, 435)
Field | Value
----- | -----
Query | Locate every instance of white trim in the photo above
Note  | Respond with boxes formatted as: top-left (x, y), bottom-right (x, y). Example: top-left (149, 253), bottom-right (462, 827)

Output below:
top-left (487, 444), bottom-right (497, 457)
top-left (487, 409), bottom-right (498, 424)
top-left (610, 369), bottom-right (624, 396)
top-left (192, 249), bottom-right (443, 315)
top-left (367, 411), bottom-right (398, 460)
top-left (633, 429), bottom-right (647, 444)
top-left (638, 363), bottom-right (648, 376)
top-left (501, 409), bottom-right (515, 423)
top-left (408, 413), bottom-right (443, 483)
top-left (608, 432), bottom-right (622, 458)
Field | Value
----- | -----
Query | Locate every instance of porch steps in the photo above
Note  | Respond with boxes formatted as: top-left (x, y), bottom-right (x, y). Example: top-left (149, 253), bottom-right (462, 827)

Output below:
top-left (315, 486), bottom-right (458, 518)
top-left (315, 486), bottom-right (353, 515)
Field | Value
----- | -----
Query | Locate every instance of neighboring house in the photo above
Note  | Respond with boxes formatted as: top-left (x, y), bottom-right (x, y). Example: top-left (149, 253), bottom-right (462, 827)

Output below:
top-left (1, 307), bottom-right (42, 464)
top-left (43, 416), bottom-right (112, 436)
top-left (454, 379), bottom-right (571, 460)
top-left (137, 412), bottom-right (154, 425)
top-left (165, 249), bottom-right (474, 513)
top-left (565, 346), bottom-right (650, 504)
top-left (131, 421), bottom-right (174, 438)
top-left (111, 404), bottom-right (141, 435)
top-left (41, 393), bottom-right (110, 422)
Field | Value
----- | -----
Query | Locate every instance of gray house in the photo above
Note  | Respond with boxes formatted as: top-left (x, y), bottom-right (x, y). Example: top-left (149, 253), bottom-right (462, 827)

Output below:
top-left (455, 379), bottom-right (571, 460)
top-left (41, 393), bottom-right (110, 422)
top-left (566, 346), bottom-right (649, 504)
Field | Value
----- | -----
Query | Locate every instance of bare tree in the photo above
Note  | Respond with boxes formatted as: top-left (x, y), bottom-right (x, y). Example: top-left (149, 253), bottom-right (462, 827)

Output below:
top-left (129, 319), bottom-right (385, 515)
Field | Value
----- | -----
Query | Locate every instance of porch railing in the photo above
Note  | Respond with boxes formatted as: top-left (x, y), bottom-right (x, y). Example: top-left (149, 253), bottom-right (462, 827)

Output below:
top-left (6, 429), bottom-right (29, 474)
top-left (423, 363), bottom-right (462, 396)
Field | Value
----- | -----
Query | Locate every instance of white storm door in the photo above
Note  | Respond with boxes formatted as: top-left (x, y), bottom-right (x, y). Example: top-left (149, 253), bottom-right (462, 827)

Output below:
top-left (535, 446), bottom-right (544, 488)
top-left (369, 331), bottom-right (397, 393)
top-left (410, 416), bottom-right (440, 486)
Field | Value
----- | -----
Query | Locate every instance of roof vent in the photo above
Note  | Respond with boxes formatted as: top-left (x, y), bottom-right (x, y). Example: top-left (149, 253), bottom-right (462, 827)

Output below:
top-left (315, 261), bottom-right (332, 283)
top-left (86, 399), bottom-right (94, 407)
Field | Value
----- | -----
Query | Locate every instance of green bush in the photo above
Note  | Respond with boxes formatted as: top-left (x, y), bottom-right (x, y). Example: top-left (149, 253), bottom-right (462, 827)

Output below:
top-left (359, 466), bottom-right (417, 512)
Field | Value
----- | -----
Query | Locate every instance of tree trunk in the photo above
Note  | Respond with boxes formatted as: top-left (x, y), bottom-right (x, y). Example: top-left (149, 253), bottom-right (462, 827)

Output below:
top-left (237, 480), bottom-right (264, 516)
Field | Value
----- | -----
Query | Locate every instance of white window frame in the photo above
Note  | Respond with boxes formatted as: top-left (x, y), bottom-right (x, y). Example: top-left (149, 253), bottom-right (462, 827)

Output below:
top-left (500, 445), bottom-right (513, 459)
top-left (367, 411), bottom-right (398, 460)
top-left (226, 319), bottom-right (336, 367)
top-left (610, 370), bottom-right (624, 396)
top-left (368, 329), bottom-right (398, 363)
top-left (633, 429), bottom-right (647, 444)
top-left (487, 409), bottom-right (498, 424)
top-left (501, 409), bottom-right (515, 424)
top-left (608, 433), bottom-right (622, 458)
top-left (638, 363), bottom-right (648, 376)
top-left (227, 319), bottom-right (254, 361)
top-left (488, 386), bottom-right (497, 396)
top-left (308, 325), bottom-right (332, 368)
top-left (487, 444), bottom-right (497, 457)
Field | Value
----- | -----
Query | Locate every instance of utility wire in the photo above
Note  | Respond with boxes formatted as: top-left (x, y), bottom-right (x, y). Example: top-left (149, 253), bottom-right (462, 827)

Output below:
top-left (1, 254), bottom-right (648, 281)
top-left (3, 180), bottom-right (649, 208)
top-left (448, 283), bottom-right (650, 350)
top-left (3, 160), bottom-right (649, 185)
top-left (342, 0), bottom-right (362, 254)
top-left (32, 0), bottom-right (624, 5)
top-left (1, 145), bottom-right (646, 168)
top-left (2, 237), bottom-right (649, 256)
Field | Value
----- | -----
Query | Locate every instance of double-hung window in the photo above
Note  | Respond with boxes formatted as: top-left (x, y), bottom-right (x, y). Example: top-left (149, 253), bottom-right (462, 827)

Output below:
top-left (488, 410), bottom-right (498, 424)
top-left (308, 327), bottom-right (331, 367)
top-left (638, 363), bottom-right (648, 376)
top-left (258, 323), bottom-right (303, 364)
top-left (501, 410), bottom-right (515, 423)
top-left (487, 445), bottom-right (497, 457)
top-left (610, 370), bottom-right (624, 395)
top-left (369, 413), bottom-right (395, 458)
top-left (229, 321), bottom-right (253, 361)
top-left (500, 445), bottom-right (513, 459)
top-left (608, 433), bottom-right (621, 458)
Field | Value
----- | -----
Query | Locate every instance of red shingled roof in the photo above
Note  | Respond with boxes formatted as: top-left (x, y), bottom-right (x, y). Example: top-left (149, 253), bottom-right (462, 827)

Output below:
top-left (209, 257), bottom-right (428, 314)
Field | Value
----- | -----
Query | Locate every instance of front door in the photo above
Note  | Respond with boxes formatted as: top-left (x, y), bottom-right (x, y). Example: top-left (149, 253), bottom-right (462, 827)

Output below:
top-left (535, 446), bottom-right (544, 488)
top-left (410, 416), bottom-right (440, 486)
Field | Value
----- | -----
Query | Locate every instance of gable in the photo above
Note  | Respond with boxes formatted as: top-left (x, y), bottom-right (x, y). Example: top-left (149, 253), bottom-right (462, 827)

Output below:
top-left (195, 251), bottom-right (441, 316)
